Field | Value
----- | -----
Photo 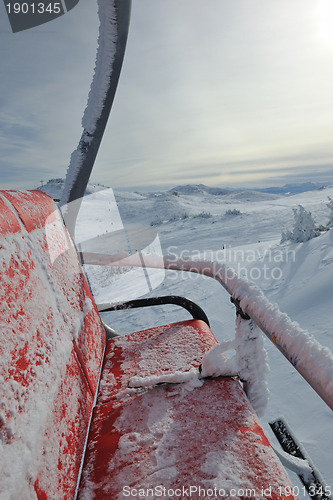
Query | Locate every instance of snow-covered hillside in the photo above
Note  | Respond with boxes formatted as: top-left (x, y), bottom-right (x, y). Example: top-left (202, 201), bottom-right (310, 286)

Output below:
top-left (37, 178), bottom-right (109, 201)
top-left (41, 179), bottom-right (333, 488)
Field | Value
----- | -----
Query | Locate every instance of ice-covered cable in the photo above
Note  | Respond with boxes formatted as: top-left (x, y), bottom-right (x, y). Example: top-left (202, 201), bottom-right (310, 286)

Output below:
top-left (61, 0), bottom-right (118, 209)
top-left (128, 368), bottom-right (202, 389)
top-left (82, 0), bottom-right (118, 135)
top-left (60, 0), bottom-right (131, 238)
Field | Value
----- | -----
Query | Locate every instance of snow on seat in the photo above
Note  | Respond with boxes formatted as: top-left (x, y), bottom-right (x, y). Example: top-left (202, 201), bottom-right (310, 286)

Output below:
top-left (97, 319), bottom-right (217, 404)
top-left (77, 322), bottom-right (296, 500)
top-left (78, 379), bottom-right (291, 500)
top-left (0, 190), bottom-right (105, 499)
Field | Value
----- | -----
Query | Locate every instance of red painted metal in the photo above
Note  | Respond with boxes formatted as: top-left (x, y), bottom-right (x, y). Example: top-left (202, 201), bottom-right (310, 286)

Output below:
top-left (0, 191), bottom-right (105, 499)
top-left (2, 190), bottom-right (58, 233)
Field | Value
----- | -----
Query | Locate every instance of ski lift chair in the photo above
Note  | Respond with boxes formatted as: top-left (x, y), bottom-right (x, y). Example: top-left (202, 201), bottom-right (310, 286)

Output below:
top-left (0, 190), bottom-right (298, 499)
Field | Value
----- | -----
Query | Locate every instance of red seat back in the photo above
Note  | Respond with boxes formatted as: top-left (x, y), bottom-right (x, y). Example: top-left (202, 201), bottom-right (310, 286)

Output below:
top-left (0, 191), bottom-right (105, 499)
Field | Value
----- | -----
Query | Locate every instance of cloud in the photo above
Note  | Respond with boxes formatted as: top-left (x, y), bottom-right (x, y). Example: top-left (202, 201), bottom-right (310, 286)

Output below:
top-left (0, 1), bottom-right (100, 188)
top-left (1, 0), bottom-right (333, 191)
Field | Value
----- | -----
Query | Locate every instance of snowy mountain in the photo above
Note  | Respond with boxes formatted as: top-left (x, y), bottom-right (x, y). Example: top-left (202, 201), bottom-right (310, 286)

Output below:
top-left (169, 181), bottom-right (329, 197)
top-left (36, 178), bottom-right (109, 201)
top-left (256, 181), bottom-right (330, 196)
top-left (169, 184), bottom-right (234, 196)
top-left (37, 178), bottom-right (330, 201)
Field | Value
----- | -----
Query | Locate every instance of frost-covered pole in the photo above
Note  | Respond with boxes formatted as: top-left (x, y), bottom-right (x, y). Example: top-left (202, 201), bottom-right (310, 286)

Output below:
top-left (80, 249), bottom-right (333, 412)
top-left (60, 0), bottom-right (131, 237)
top-left (163, 258), bottom-right (333, 412)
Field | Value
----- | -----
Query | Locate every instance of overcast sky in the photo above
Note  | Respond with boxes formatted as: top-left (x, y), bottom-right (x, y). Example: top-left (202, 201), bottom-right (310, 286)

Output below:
top-left (1, 0), bottom-right (333, 191)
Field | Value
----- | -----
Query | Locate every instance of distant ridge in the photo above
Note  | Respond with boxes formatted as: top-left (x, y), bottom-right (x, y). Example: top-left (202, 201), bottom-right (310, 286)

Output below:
top-left (256, 182), bottom-right (328, 196)
top-left (37, 179), bottom-right (330, 201)
top-left (169, 184), bottom-right (234, 196)
top-left (169, 181), bottom-right (329, 197)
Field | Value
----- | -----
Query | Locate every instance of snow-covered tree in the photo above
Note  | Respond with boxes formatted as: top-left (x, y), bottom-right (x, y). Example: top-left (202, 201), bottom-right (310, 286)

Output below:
top-left (225, 209), bottom-right (242, 216)
top-left (281, 205), bottom-right (319, 243)
top-left (326, 197), bottom-right (333, 228)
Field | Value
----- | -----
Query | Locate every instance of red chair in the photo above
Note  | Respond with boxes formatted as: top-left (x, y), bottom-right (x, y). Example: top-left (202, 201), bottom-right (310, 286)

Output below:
top-left (0, 190), bottom-right (297, 499)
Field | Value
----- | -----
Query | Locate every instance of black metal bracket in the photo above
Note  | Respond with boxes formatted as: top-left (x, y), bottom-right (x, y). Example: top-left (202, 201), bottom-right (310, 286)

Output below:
top-left (269, 417), bottom-right (332, 500)
top-left (101, 295), bottom-right (210, 327)
top-left (230, 296), bottom-right (251, 320)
